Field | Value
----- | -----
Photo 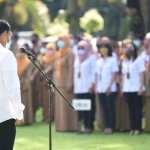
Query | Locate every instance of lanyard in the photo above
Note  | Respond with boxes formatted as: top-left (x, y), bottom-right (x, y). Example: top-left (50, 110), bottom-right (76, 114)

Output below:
top-left (99, 58), bottom-right (107, 81)
top-left (127, 60), bottom-right (132, 79)
top-left (78, 64), bottom-right (81, 78)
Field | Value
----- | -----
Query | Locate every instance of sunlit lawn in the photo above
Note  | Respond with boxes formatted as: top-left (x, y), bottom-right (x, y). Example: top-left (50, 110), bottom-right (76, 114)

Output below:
top-left (14, 108), bottom-right (150, 150)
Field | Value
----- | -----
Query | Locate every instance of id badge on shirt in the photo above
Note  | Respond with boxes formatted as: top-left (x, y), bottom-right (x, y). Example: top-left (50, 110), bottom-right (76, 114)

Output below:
top-left (127, 61), bottom-right (131, 79)
top-left (78, 72), bottom-right (81, 78)
top-left (127, 72), bottom-right (130, 79)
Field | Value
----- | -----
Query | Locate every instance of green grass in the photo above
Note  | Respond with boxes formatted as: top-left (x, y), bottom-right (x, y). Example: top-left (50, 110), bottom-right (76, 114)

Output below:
top-left (14, 108), bottom-right (150, 150)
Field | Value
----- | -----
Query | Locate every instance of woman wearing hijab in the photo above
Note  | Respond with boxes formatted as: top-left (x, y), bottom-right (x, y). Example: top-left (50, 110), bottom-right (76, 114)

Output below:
top-left (121, 42), bottom-right (145, 135)
top-left (95, 43), bottom-right (119, 134)
top-left (40, 43), bottom-right (56, 123)
top-left (74, 40), bottom-right (96, 134)
top-left (15, 47), bottom-right (34, 125)
top-left (53, 35), bottom-right (78, 131)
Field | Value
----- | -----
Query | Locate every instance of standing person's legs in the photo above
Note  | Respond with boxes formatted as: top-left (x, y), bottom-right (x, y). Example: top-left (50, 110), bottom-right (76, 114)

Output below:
top-left (0, 119), bottom-right (16, 150)
top-left (90, 93), bottom-right (96, 129)
top-left (76, 94), bottom-right (84, 123)
top-left (99, 93), bottom-right (109, 130)
top-left (124, 92), bottom-right (136, 132)
top-left (77, 93), bottom-right (93, 133)
top-left (132, 93), bottom-right (143, 133)
top-left (85, 93), bottom-right (95, 130)
top-left (106, 92), bottom-right (116, 130)
top-left (80, 93), bottom-right (92, 132)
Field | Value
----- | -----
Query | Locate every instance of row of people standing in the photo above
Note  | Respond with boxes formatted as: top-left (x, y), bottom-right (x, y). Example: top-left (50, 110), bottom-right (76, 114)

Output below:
top-left (11, 34), bottom-right (79, 131)
top-left (76, 34), bottom-right (150, 135)
top-left (10, 32), bottom-right (150, 135)
top-left (95, 33), bottom-right (150, 135)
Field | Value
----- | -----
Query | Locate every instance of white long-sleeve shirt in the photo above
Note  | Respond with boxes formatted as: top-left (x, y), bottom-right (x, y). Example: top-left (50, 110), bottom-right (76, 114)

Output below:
top-left (0, 44), bottom-right (24, 123)
top-left (74, 55), bottom-right (96, 94)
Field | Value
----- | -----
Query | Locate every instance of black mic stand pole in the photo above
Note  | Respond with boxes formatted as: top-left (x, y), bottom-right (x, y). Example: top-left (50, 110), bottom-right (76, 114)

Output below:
top-left (27, 55), bottom-right (75, 150)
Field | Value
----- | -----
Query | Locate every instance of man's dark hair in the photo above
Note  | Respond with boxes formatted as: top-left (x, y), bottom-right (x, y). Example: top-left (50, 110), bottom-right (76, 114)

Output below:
top-left (109, 36), bottom-right (118, 42)
top-left (0, 20), bottom-right (11, 35)
top-left (74, 35), bottom-right (81, 43)
top-left (134, 33), bottom-right (144, 41)
top-left (32, 33), bottom-right (39, 39)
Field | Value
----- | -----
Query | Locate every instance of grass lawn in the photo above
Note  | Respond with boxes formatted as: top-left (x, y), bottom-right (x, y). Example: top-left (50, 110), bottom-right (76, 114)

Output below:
top-left (14, 108), bottom-right (150, 150)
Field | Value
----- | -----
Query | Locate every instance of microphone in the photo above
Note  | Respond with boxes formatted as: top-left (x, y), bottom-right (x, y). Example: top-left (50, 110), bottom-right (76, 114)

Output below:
top-left (19, 47), bottom-right (36, 58)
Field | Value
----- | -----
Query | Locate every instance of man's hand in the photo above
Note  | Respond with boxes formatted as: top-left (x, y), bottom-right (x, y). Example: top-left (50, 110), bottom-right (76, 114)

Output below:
top-left (15, 119), bottom-right (24, 126)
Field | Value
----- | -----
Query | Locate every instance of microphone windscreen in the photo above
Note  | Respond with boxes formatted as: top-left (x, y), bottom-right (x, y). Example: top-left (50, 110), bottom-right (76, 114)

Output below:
top-left (19, 47), bottom-right (26, 53)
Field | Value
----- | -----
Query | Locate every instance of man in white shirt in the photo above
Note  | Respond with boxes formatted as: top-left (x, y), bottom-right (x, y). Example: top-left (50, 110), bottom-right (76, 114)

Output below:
top-left (0, 20), bottom-right (24, 150)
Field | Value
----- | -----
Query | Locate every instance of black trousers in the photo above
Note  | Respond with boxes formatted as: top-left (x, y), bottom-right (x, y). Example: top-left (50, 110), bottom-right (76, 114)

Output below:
top-left (76, 93), bottom-right (95, 129)
top-left (99, 93), bottom-right (116, 129)
top-left (0, 119), bottom-right (16, 150)
top-left (124, 92), bottom-right (143, 131)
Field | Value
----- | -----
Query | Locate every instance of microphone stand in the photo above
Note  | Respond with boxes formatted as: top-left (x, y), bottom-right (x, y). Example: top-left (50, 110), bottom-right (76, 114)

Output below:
top-left (27, 55), bottom-right (75, 150)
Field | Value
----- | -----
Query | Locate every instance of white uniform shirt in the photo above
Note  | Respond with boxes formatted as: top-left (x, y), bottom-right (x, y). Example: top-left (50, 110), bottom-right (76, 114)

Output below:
top-left (122, 56), bottom-right (145, 92)
top-left (96, 56), bottom-right (118, 93)
top-left (74, 55), bottom-right (96, 94)
top-left (0, 44), bottom-right (24, 123)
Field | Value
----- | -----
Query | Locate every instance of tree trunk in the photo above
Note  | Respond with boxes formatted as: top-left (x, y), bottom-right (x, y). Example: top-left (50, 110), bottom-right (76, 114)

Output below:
top-left (139, 0), bottom-right (148, 33)
top-left (127, 0), bottom-right (145, 34)
top-left (67, 0), bottom-right (79, 34)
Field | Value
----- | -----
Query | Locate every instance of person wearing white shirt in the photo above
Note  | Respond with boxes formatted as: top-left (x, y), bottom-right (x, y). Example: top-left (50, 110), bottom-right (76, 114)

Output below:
top-left (0, 20), bottom-right (25, 150)
top-left (121, 42), bottom-right (145, 135)
top-left (95, 43), bottom-right (118, 134)
top-left (74, 40), bottom-right (96, 134)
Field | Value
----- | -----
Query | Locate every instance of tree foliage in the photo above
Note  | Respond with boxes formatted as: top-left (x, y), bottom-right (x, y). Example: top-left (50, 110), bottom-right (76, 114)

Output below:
top-left (48, 10), bottom-right (69, 35)
top-left (0, 0), bottom-right (50, 35)
top-left (80, 9), bottom-right (104, 34)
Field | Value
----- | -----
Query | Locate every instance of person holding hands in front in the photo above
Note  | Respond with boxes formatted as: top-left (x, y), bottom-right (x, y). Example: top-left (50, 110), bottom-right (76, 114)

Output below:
top-left (121, 42), bottom-right (145, 135)
top-left (95, 43), bottom-right (118, 134)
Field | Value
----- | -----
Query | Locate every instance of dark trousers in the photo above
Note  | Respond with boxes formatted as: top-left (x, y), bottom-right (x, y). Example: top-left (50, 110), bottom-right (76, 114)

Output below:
top-left (99, 93), bottom-right (116, 129)
top-left (76, 93), bottom-right (95, 129)
top-left (124, 92), bottom-right (143, 131)
top-left (0, 119), bottom-right (16, 150)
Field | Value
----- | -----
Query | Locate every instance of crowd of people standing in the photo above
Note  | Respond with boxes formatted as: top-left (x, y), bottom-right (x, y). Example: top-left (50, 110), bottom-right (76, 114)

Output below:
top-left (9, 32), bottom-right (150, 135)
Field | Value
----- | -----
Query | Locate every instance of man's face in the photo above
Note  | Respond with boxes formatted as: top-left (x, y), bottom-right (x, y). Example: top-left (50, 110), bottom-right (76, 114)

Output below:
top-left (0, 31), bottom-right (11, 44)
